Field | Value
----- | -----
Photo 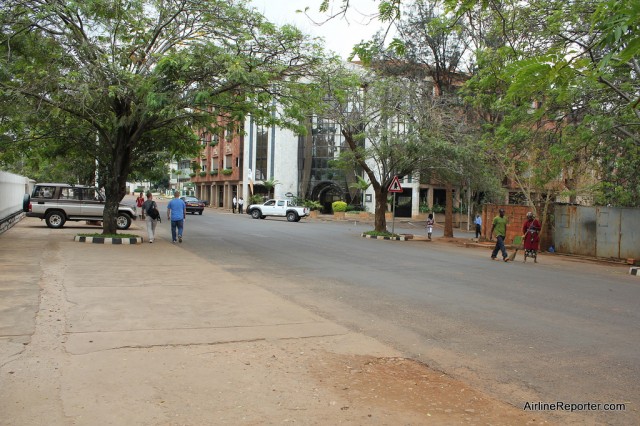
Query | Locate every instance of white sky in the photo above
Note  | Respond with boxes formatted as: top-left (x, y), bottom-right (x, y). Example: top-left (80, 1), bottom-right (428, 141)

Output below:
top-left (249, 0), bottom-right (384, 60)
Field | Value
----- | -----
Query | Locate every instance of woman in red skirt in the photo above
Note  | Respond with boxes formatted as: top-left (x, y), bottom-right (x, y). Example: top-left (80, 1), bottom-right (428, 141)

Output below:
top-left (522, 212), bottom-right (541, 263)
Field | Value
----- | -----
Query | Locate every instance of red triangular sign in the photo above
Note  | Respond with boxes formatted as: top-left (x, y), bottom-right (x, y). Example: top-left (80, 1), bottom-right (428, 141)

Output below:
top-left (388, 176), bottom-right (403, 192)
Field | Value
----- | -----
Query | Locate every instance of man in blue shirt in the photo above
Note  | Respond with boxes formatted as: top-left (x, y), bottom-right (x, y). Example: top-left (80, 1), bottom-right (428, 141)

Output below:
top-left (474, 214), bottom-right (482, 239)
top-left (167, 191), bottom-right (187, 243)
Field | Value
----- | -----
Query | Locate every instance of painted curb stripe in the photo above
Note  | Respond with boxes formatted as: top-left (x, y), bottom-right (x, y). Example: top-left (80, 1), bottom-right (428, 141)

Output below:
top-left (361, 233), bottom-right (406, 241)
top-left (74, 236), bottom-right (142, 244)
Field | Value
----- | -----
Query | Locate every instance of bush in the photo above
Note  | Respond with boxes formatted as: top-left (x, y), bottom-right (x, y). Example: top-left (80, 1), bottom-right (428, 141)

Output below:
top-left (210, 169), bottom-right (218, 175)
top-left (221, 169), bottom-right (233, 175)
top-left (332, 201), bottom-right (347, 212)
top-left (199, 171), bottom-right (207, 177)
top-left (303, 200), bottom-right (323, 211)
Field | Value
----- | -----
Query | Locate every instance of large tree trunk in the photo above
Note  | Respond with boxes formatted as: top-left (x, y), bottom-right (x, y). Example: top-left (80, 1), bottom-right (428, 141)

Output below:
top-left (444, 183), bottom-right (454, 238)
top-left (374, 186), bottom-right (387, 232)
top-left (102, 133), bottom-right (133, 234)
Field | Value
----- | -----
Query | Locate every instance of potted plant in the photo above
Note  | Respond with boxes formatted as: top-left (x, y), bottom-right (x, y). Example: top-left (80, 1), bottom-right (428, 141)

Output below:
top-left (199, 171), bottom-right (207, 177)
top-left (210, 169), bottom-right (218, 175)
top-left (221, 168), bottom-right (233, 176)
top-left (332, 201), bottom-right (347, 220)
top-left (304, 200), bottom-right (323, 218)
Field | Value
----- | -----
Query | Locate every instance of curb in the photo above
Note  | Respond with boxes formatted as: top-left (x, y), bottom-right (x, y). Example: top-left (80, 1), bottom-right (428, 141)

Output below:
top-left (74, 236), bottom-right (143, 244)
top-left (361, 233), bottom-right (409, 241)
top-left (630, 267), bottom-right (640, 277)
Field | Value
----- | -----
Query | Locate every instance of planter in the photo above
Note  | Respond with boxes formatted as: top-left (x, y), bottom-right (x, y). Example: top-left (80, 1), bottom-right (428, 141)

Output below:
top-left (309, 210), bottom-right (319, 219)
top-left (210, 170), bottom-right (218, 175)
top-left (333, 212), bottom-right (345, 220)
top-left (385, 212), bottom-right (393, 220)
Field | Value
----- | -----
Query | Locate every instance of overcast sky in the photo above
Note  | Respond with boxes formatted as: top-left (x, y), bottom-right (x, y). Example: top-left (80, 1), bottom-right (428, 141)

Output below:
top-left (249, 0), bottom-right (384, 59)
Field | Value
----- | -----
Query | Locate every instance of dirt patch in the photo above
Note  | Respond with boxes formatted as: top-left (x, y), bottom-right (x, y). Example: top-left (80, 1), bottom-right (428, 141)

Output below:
top-left (312, 352), bottom-right (550, 425)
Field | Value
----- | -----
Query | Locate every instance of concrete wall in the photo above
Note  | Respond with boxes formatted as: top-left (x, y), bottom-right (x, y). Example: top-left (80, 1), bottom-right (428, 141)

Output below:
top-left (0, 171), bottom-right (33, 234)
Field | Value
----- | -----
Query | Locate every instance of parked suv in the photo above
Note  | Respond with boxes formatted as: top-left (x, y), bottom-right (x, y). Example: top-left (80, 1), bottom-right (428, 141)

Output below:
top-left (25, 183), bottom-right (137, 230)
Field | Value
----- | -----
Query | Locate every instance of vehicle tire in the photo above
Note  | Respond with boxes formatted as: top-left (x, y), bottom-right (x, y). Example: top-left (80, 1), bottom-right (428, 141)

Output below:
top-left (199, 210), bottom-right (203, 215)
top-left (45, 210), bottom-right (66, 229)
top-left (260, 215), bottom-right (266, 219)
top-left (23, 194), bottom-right (31, 212)
top-left (116, 213), bottom-right (132, 230)
top-left (286, 211), bottom-right (298, 222)
top-left (251, 209), bottom-right (261, 219)
top-left (295, 217), bottom-right (301, 222)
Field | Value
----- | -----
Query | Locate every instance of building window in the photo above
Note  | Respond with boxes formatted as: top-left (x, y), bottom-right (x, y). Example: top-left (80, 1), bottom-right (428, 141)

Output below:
top-left (256, 125), bottom-right (268, 181)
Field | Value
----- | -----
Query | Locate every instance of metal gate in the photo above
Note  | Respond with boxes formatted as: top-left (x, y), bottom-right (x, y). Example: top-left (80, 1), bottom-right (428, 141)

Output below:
top-left (554, 205), bottom-right (640, 260)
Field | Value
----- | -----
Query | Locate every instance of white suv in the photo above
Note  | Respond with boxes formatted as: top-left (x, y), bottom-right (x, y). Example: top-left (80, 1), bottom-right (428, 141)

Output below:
top-left (25, 183), bottom-right (137, 230)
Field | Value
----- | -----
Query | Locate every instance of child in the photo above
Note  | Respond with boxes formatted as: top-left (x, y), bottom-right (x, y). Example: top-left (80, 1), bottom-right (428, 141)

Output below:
top-left (426, 213), bottom-right (434, 240)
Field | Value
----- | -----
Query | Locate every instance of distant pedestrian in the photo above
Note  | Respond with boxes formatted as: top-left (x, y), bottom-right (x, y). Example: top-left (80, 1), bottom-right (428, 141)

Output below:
top-left (426, 213), bottom-right (434, 240)
top-left (167, 190), bottom-right (186, 243)
top-left (232, 195), bottom-right (237, 213)
top-left (522, 211), bottom-right (542, 263)
top-left (136, 192), bottom-right (145, 218)
top-left (238, 197), bottom-right (244, 214)
top-left (141, 191), bottom-right (159, 243)
top-left (474, 214), bottom-right (482, 239)
top-left (489, 208), bottom-right (509, 261)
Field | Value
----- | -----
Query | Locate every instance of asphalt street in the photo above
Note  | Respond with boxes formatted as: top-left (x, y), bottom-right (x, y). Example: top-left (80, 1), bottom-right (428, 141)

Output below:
top-left (170, 204), bottom-right (639, 425)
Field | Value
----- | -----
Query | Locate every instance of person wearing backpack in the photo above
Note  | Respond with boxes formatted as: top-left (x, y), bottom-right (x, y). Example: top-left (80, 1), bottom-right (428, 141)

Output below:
top-left (141, 191), bottom-right (159, 243)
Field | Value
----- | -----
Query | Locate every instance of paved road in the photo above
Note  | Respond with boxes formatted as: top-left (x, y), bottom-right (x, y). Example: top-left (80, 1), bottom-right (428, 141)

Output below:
top-left (155, 205), bottom-right (639, 424)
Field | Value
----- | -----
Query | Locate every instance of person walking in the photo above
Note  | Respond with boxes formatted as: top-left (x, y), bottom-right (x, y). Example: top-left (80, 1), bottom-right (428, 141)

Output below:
top-left (489, 208), bottom-right (509, 261)
top-left (474, 214), bottom-right (482, 239)
top-left (232, 195), bottom-right (237, 213)
top-left (141, 191), bottom-right (159, 243)
top-left (238, 197), bottom-right (244, 214)
top-left (136, 192), bottom-right (145, 219)
top-left (522, 211), bottom-right (542, 263)
top-left (167, 190), bottom-right (186, 243)
top-left (426, 213), bottom-right (435, 240)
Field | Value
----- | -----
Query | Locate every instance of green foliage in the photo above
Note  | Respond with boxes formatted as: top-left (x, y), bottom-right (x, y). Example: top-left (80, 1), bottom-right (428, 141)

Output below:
top-left (332, 201), bottom-right (347, 212)
top-left (221, 169), bottom-right (233, 175)
top-left (363, 230), bottom-right (399, 237)
top-left (249, 194), bottom-right (264, 204)
top-left (0, 0), bottom-right (327, 232)
top-left (303, 200), bottom-right (323, 211)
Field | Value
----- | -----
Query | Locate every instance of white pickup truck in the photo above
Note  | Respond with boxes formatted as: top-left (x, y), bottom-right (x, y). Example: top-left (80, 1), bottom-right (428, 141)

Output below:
top-left (247, 199), bottom-right (309, 222)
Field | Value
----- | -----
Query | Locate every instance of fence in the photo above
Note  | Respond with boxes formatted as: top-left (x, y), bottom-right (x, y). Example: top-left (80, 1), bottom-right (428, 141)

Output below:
top-left (554, 205), bottom-right (640, 260)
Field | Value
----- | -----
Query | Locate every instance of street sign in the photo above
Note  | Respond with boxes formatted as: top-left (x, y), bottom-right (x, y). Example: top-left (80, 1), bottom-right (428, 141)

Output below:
top-left (388, 176), bottom-right (403, 193)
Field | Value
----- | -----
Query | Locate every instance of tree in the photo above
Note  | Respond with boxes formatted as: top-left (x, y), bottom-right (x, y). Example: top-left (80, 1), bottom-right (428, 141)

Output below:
top-left (316, 63), bottom-right (469, 233)
top-left (445, 0), bottom-right (640, 206)
top-left (1, 0), bottom-right (325, 233)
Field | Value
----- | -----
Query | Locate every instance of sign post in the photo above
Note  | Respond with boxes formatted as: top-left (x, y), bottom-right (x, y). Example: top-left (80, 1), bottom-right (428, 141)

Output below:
top-left (387, 176), bottom-right (403, 234)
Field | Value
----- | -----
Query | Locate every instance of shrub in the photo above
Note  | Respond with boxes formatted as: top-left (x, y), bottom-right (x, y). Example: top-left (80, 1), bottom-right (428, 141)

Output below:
top-left (210, 169), bottom-right (218, 175)
top-left (221, 169), bottom-right (233, 175)
top-left (332, 201), bottom-right (347, 212)
top-left (199, 171), bottom-right (207, 177)
top-left (189, 172), bottom-right (196, 178)
top-left (303, 200), bottom-right (323, 211)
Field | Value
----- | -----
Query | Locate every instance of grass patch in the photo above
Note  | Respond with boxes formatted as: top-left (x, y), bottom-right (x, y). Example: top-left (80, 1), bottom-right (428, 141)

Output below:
top-left (77, 233), bottom-right (138, 238)
top-left (363, 230), bottom-right (399, 238)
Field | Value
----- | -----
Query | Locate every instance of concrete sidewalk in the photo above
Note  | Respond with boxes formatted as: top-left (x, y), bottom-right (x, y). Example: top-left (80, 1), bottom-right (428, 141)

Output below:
top-left (0, 218), bottom-right (541, 425)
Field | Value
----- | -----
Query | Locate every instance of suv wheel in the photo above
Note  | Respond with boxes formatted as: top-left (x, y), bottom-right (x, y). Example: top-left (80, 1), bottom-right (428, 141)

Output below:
top-left (286, 211), bottom-right (298, 222)
top-left (116, 213), bottom-right (132, 230)
top-left (251, 209), bottom-right (261, 219)
top-left (45, 211), bottom-right (66, 229)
